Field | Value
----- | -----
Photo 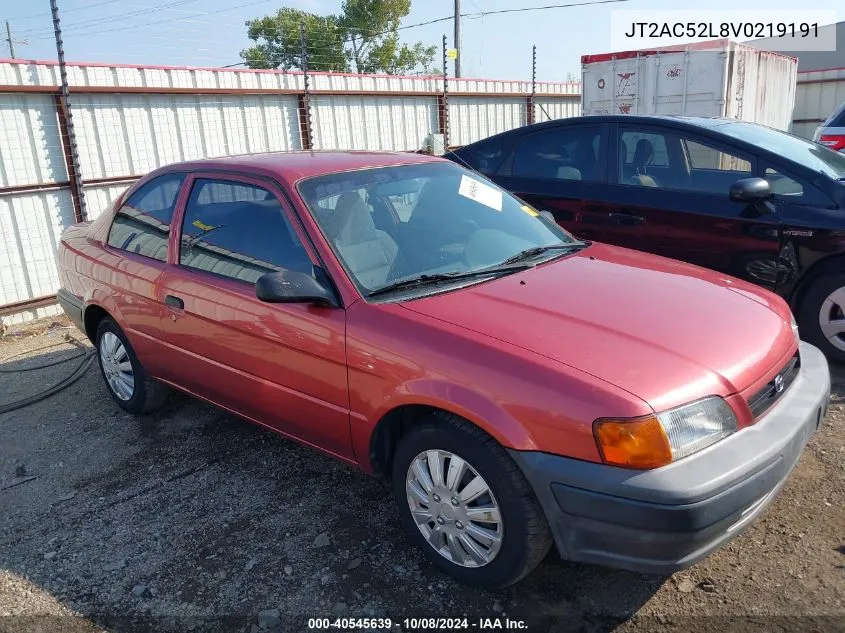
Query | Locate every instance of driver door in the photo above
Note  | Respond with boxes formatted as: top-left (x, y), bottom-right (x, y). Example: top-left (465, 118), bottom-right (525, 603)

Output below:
top-left (157, 173), bottom-right (353, 459)
top-left (601, 123), bottom-right (783, 288)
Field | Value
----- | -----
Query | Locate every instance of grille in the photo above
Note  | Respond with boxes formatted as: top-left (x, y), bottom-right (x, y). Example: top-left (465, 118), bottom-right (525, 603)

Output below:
top-left (747, 353), bottom-right (800, 420)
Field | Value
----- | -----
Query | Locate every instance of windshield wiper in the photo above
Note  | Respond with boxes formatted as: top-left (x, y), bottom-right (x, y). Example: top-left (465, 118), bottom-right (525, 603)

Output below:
top-left (500, 242), bottom-right (589, 265)
top-left (368, 263), bottom-right (534, 298)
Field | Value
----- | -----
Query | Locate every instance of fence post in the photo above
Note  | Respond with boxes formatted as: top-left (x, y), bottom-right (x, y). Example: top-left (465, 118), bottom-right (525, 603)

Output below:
top-left (298, 22), bottom-right (314, 150)
top-left (527, 44), bottom-right (536, 126)
top-left (50, 0), bottom-right (87, 223)
top-left (441, 34), bottom-right (450, 149)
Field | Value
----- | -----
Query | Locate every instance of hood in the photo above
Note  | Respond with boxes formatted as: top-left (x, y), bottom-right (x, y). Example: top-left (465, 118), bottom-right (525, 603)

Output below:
top-left (403, 243), bottom-right (796, 412)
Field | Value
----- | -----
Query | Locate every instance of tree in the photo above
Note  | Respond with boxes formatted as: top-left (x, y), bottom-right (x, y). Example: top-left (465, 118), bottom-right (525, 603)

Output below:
top-left (242, 8), bottom-right (347, 72)
top-left (241, 1), bottom-right (437, 75)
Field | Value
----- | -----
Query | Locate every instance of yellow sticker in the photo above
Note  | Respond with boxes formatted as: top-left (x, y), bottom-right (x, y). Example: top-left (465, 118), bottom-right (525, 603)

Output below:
top-left (192, 219), bottom-right (215, 231)
top-left (446, 48), bottom-right (458, 59)
top-left (521, 205), bottom-right (540, 217)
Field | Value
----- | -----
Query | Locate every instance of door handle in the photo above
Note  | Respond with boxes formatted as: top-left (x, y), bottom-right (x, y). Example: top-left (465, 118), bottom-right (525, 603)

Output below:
top-left (165, 295), bottom-right (184, 309)
top-left (608, 212), bottom-right (645, 226)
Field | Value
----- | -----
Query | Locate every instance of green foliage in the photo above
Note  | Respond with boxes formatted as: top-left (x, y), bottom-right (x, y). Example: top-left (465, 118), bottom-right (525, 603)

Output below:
top-left (241, 1), bottom-right (437, 75)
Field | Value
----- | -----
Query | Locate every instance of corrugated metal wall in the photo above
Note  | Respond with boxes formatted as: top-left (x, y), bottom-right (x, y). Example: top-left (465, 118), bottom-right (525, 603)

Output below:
top-left (70, 93), bottom-right (301, 179)
top-left (311, 95), bottom-right (438, 151)
top-left (0, 60), bottom-right (581, 324)
top-left (792, 67), bottom-right (845, 140)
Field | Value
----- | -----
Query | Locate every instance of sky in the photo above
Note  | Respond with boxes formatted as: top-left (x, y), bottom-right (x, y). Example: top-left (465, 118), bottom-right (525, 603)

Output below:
top-left (0, 0), bottom-right (842, 82)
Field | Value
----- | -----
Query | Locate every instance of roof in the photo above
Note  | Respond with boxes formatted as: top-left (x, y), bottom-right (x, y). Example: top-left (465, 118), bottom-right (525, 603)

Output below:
top-left (581, 39), bottom-right (797, 65)
top-left (159, 150), bottom-right (443, 184)
top-left (513, 114), bottom-right (741, 129)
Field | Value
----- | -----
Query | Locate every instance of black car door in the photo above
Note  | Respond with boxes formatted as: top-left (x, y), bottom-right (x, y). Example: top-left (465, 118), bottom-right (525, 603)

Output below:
top-left (757, 161), bottom-right (839, 292)
top-left (601, 122), bottom-right (784, 289)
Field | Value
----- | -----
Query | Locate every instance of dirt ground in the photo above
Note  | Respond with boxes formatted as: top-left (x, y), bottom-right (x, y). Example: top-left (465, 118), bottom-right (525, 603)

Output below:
top-left (0, 316), bottom-right (843, 633)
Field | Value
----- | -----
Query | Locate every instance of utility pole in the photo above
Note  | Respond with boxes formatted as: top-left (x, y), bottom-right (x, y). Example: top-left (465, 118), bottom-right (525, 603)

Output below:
top-left (453, 0), bottom-right (461, 78)
top-left (51, 0), bottom-right (87, 222)
top-left (5, 21), bottom-right (15, 58)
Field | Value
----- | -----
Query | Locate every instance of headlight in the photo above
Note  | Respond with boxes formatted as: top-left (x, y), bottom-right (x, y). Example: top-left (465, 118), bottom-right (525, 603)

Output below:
top-left (790, 313), bottom-right (800, 344)
top-left (594, 397), bottom-right (738, 469)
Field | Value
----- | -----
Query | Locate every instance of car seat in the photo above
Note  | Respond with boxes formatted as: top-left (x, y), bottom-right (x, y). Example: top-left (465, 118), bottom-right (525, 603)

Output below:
top-left (628, 138), bottom-right (659, 187)
top-left (330, 191), bottom-right (399, 289)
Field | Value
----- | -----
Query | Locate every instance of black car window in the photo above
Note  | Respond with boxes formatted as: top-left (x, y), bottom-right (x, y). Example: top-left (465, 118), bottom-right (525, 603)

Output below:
top-left (513, 126), bottom-right (603, 182)
top-left (618, 126), bottom-right (754, 195)
top-left (107, 173), bottom-right (184, 262)
top-left (764, 167), bottom-right (804, 197)
top-left (683, 139), bottom-right (751, 173)
top-left (763, 165), bottom-right (834, 207)
top-left (454, 137), bottom-right (510, 177)
top-left (179, 178), bottom-right (313, 284)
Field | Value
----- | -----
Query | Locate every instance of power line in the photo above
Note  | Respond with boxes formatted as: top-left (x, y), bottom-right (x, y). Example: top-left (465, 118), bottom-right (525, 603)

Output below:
top-left (3, 0), bottom-right (125, 21)
top-left (463, 0), bottom-right (631, 20)
top-left (17, 0), bottom-right (203, 35)
top-left (28, 0), bottom-right (272, 41)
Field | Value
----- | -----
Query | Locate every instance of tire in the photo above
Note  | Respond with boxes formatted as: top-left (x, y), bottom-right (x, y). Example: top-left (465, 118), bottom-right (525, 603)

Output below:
top-left (391, 412), bottom-right (552, 587)
top-left (797, 274), bottom-right (845, 364)
top-left (95, 318), bottom-right (170, 413)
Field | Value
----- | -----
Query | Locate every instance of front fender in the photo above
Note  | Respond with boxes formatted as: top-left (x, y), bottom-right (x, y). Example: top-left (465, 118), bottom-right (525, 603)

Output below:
top-left (352, 378), bottom-right (539, 474)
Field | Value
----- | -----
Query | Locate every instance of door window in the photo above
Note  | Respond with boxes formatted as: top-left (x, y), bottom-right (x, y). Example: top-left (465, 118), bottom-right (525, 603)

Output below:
top-left (106, 173), bottom-right (184, 262)
top-left (456, 138), bottom-right (510, 177)
top-left (619, 131), bottom-right (670, 186)
top-left (763, 165), bottom-right (833, 207)
top-left (512, 126), bottom-right (603, 182)
top-left (179, 178), bottom-right (313, 283)
top-left (618, 126), bottom-right (753, 195)
top-left (683, 139), bottom-right (751, 173)
top-left (764, 167), bottom-right (804, 197)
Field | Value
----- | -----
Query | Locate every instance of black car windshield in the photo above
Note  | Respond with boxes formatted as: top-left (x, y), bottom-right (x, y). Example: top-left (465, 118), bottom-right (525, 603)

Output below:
top-left (718, 121), bottom-right (845, 180)
top-left (297, 161), bottom-right (580, 296)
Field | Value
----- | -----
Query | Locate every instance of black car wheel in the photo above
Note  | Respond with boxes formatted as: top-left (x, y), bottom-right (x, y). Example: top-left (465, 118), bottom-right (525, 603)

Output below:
top-left (798, 274), bottom-right (845, 363)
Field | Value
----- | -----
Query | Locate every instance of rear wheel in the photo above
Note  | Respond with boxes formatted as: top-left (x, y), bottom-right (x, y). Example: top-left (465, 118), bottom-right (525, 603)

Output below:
top-left (95, 318), bottom-right (169, 413)
top-left (798, 274), bottom-right (845, 363)
top-left (391, 412), bottom-right (552, 587)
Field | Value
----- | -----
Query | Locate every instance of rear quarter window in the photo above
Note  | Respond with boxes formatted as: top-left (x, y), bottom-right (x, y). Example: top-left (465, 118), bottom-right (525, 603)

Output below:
top-left (107, 174), bottom-right (185, 262)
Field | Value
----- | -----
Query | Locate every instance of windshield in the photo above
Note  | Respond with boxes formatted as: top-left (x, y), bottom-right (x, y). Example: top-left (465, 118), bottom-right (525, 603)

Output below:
top-left (717, 121), bottom-right (845, 180)
top-left (297, 161), bottom-right (579, 296)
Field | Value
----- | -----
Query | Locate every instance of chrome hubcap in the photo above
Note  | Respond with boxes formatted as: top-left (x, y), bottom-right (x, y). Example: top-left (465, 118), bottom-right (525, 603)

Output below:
top-left (819, 286), bottom-right (845, 353)
top-left (406, 450), bottom-right (503, 568)
top-left (99, 331), bottom-right (134, 401)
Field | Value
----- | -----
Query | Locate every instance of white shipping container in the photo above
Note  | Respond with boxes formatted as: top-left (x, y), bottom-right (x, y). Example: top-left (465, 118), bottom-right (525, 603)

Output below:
top-left (581, 39), bottom-right (798, 131)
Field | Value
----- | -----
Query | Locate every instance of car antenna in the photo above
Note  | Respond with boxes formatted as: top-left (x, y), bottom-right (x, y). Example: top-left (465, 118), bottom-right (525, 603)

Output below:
top-left (444, 146), bottom-right (490, 180)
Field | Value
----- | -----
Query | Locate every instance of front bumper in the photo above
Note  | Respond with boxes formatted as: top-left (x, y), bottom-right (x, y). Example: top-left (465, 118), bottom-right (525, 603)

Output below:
top-left (509, 341), bottom-right (831, 575)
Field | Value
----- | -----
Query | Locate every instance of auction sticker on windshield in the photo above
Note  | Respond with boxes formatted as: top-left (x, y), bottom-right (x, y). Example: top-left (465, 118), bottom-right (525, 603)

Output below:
top-left (458, 175), bottom-right (503, 211)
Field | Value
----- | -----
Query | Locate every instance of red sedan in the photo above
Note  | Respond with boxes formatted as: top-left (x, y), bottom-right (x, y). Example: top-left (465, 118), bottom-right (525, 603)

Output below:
top-left (56, 151), bottom-right (830, 587)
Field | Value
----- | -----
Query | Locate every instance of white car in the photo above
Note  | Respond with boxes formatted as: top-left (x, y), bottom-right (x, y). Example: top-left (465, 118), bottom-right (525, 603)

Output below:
top-left (814, 101), bottom-right (845, 153)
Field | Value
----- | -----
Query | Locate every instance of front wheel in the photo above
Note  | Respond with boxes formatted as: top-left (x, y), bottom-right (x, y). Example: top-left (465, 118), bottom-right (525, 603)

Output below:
top-left (798, 274), bottom-right (845, 364)
top-left (391, 413), bottom-right (552, 587)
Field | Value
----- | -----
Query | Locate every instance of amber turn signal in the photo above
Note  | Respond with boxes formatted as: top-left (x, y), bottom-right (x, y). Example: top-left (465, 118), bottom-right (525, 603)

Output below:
top-left (593, 416), bottom-right (673, 469)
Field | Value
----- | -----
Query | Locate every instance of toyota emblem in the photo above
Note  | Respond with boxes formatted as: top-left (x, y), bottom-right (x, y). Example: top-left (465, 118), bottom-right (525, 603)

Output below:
top-left (774, 374), bottom-right (784, 394)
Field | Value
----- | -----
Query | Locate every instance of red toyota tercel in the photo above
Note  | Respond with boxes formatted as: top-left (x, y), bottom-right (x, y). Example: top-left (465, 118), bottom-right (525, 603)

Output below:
top-left (56, 152), bottom-right (831, 587)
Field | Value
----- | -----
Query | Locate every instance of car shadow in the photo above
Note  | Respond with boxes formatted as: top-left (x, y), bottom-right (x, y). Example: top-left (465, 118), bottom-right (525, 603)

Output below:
top-left (5, 338), bottom-right (842, 632)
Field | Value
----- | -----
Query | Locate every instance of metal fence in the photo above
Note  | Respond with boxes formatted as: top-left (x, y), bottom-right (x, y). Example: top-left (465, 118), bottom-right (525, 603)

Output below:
top-left (0, 58), bottom-right (581, 324)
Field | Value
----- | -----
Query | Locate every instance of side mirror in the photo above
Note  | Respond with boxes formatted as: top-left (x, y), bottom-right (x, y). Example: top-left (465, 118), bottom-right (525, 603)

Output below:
top-left (729, 177), bottom-right (773, 203)
top-left (255, 270), bottom-right (338, 307)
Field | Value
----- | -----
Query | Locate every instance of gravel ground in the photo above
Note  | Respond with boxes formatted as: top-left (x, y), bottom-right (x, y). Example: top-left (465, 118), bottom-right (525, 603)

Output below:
top-left (0, 317), bottom-right (843, 633)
